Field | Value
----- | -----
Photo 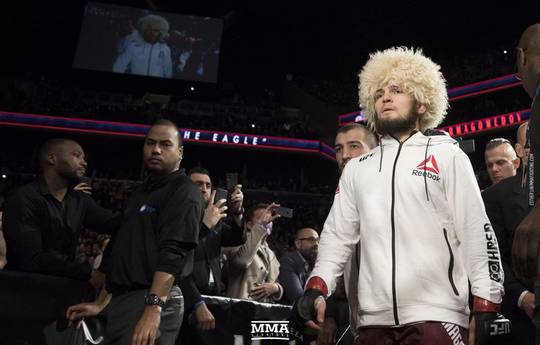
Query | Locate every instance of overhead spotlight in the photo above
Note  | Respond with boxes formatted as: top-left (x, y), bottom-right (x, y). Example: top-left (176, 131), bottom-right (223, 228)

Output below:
top-left (1, 174), bottom-right (6, 179)
top-left (190, 86), bottom-right (195, 91)
top-left (251, 123), bottom-right (255, 128)
top-left (503, 50), bottom-right (507, 54)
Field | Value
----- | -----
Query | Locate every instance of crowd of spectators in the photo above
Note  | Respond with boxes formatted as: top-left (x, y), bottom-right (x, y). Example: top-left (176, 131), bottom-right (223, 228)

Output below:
top-left (0, 167), bottom-right (333, 270)
top-left (0, 41), bottom-right (529, 344)
top-left (440, 44), bottom-right (516, 87)
top-left (0, 79), bottom-right (320, 139)
top-left (0, 119), bottom-right (527, 345)
top-left (445, 88), bottom-right (531, 125)
top-left (0, 140), bottom-right (504, 275)
top-left (294, 76), bottom-right (358, 106)
top-left (0, 45), bottom-right (521, 143)
top-left (294, 45), bottom-right (516, 106)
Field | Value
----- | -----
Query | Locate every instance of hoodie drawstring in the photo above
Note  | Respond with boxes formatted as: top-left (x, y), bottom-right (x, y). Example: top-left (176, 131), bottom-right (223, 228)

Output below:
top-left (423, 137), bottom-right (432, 202)
top-left (379, 139), bottom-right (384, 172)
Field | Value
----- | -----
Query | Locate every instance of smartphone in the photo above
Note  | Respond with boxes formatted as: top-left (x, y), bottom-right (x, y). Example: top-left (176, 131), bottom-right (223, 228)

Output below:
top-left (274, 207), bottom-right (293, 219)
top-left (214, 188), bottom-right (228, 203)
top-left (80, 176), bottom-right (93, 184)
top-left (226, 173), bottom-right (239, 190)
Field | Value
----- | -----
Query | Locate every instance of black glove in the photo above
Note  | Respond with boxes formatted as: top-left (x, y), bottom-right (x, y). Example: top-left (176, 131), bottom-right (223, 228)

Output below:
top-left (292, 289), bottom-right (324, 324)
top-left (474, 312), bottom-right (511, 345)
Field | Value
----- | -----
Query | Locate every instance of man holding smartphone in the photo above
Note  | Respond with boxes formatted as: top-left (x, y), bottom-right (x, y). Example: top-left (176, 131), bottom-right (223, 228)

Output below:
top-left (177, 167), bottom-right (245, 336)
top-left (225, 203), bottom-right (283, 302)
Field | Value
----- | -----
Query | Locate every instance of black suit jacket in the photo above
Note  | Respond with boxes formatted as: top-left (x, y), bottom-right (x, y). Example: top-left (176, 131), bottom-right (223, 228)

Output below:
top-left (278, 250), bottom-right (309, 305)
top-left (483, 173), bottom-right (531, 309)
top-left (179, 217), bottom-right (245, 312)
top-left (482, 173), bottom-right (535, 345)
top-left (192, 219), bottom-right (245, 295)
top-left (528, 88), bottom-right (540, 204)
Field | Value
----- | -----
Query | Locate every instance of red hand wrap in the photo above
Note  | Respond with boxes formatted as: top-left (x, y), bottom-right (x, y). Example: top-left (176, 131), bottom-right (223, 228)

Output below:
top-left (305, 276), bottom-right (328, 296)
top-left (473, 296), bottom-right (501, 313)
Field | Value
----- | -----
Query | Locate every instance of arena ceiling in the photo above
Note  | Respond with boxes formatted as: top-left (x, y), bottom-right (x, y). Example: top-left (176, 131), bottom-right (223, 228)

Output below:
top-left (2, 1), bottom-right (538, 89)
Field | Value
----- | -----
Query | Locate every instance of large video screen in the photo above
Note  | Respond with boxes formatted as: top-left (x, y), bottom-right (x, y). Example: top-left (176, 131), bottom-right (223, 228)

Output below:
top-left (73, 2), bottom-right (223, 83)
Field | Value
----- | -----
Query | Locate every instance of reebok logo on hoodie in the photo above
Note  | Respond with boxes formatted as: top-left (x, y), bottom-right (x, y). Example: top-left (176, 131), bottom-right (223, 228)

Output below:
top-left (412, 154), bottom-right (441, 182)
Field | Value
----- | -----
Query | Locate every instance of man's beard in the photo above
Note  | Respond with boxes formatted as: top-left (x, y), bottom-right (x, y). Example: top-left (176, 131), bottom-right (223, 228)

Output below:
top-left (60, 172), bottom-right (82, 186)
top-left (300, 248), bottom-right (317, 268)
top-left (57, 162), bottom-right (83, 186)
top-left (375, 109), bottom-right (419, 135)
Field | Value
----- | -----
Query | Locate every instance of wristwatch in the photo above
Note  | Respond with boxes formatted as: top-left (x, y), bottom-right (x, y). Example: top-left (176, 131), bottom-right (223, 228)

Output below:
top-left (144, 293), bottom-right (165, 308)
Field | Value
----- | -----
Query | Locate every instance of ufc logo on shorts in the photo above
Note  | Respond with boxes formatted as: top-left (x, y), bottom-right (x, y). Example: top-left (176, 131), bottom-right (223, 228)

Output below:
top-left (489, 320), bottom-right (510, 335)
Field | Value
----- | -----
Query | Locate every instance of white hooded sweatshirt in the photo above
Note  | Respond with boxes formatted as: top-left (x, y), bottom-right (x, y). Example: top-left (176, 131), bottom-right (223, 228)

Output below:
top-left (113, 32), bottom-right (172, 78)
top-left (311, 131), bottom-right (504, 329)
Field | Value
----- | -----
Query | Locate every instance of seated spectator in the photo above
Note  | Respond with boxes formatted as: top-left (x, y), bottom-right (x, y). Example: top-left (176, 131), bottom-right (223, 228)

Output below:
top-left (484, 137), bottom-right (520, 186)
top-left (225, 203), bottom-right (283, 302)
top-left (278, 227), bottom-right (319, 305)
top-left (2, 138), bottom-right (118, 282)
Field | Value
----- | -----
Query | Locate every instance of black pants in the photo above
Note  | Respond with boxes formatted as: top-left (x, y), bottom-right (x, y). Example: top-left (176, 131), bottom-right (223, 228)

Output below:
top-left (104, 286), bottom-right (184, 345)
top-left (176, 302), bottom-right (234, 345)
top-left (354, 322), bottom-right (468, 345)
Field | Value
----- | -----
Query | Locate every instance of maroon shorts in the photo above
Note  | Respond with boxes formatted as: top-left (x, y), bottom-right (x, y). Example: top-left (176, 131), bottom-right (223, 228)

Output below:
top-left (354, 322), bottom-right (468, 345)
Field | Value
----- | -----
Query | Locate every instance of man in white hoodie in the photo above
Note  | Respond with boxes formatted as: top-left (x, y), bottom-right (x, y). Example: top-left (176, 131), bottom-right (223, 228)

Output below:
top-left (294, 47), bottom-right (509, 345)
top-left (113, 14), bottom-right (173, 78)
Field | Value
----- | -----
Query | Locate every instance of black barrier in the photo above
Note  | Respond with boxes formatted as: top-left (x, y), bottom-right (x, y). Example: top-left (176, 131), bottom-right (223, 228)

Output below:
top-left (183, 295), bottom-right (296, 345)
top-left (0, 270), bottom-right (94, 319)
top-left (0, 271), bottom-right (319, 345)
top-left (0, 270), bottom-right (95, 344)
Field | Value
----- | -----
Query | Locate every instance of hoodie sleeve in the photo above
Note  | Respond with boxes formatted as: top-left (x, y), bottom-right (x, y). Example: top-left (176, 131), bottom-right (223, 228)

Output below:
top-left (445, 149), bottom-right (504, 304)
top-left (308, 164), bottom-right (361, 296)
